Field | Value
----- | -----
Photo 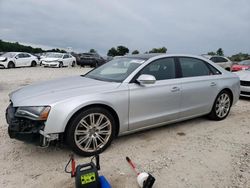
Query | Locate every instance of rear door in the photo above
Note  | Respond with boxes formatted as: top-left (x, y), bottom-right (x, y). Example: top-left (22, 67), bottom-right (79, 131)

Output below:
top-left (128, 57), bottom-right (181, 130)
top-left (178, 57), bottom-right (220, 118)
top-left (23, 53), bottom-right (32, 66)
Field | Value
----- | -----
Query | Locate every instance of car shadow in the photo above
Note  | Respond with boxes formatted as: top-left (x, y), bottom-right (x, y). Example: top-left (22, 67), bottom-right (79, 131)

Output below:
top-left (240, 96), bottom-right (250, 101)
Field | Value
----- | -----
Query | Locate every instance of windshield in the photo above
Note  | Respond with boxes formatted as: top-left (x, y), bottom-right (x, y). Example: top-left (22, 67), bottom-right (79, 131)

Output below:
top-left (239, 60), bottom-right (250, 65)
top-left (46, 53), bottom-right (63, 58)
top-left (1, 52), bottom-right (17, 58)
top-left (85, 57), bottom-right (145, 82)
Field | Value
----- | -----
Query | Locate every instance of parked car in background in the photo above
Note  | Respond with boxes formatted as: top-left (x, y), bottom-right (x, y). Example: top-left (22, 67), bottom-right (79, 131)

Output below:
top-left (235, 68), bottom-right (250, 97)
top-left (6, 54), bottom-right (240, 156)
top-left (78, 53), bottom-right (106, 67)
top-left (202, 55), bottom-right (232, 71)
top-left (38, 52), bottom-right (53, 65)
top-left (0, 52), bottom-right (38, 68)
top-left (231, 60), bottom-right (250, 72)
top-left (40, 53), bottom-right (76, 68)
top-left (70, 52), bottom-right (81, 65)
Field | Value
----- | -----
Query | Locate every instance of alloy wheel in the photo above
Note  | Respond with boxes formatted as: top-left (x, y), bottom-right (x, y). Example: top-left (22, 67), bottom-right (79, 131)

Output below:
top-left (74, 113), bottom-right (112, 153)
top-left (215, 93), bottom-right (231, 118)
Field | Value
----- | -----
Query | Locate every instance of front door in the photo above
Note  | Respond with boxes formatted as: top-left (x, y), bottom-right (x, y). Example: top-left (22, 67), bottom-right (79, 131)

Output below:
top-left (15, 53), bottom-right (26, 67)
top-left (128, 57), bottom-right (181, 130)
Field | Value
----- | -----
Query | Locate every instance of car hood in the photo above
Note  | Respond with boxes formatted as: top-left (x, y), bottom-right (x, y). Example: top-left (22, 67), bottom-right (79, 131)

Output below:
top-left (43, 57), bottom-right (60, 62)
top-left (235, 70), bottom-right (250, 81)
top-left (10, 76), bottom-right (121, 106)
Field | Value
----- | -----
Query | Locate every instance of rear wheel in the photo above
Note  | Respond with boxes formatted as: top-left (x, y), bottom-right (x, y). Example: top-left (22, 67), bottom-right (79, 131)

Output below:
top-left (31, 61), bottom-right (37, 67)
top-left (208, 90), bottom-right (232, 120)
top-left (71, 61), bottom-right (76, 67)
top-left (7, 61), bottom-right (15, 69)
top-left (66, 107), bottom-right (116, 156)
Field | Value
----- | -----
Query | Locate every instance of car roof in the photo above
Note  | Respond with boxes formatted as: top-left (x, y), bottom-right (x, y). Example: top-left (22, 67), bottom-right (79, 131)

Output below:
top-left (49, 52), bottom-right (64, 54)
top-left (120, 53), bottom-right (213, 62)
top-left (81, 53), bottom-right (98, 55)
top-left (123, 53), bottom-right (165, 60)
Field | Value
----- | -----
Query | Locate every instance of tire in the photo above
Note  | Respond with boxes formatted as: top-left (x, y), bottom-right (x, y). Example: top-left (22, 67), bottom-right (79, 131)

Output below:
top-left (31, 61), bottom-right (37, 67)
top-left (94, 61), bottom-right (98, 68)
top-left (7, 61), bottom-right (15, 69)
top-left (66, 107), bottom-right (116, 156)
top-left (59, 62), bottom-right (63, 68)
top-left (71, 61), bottom-right (76, 67)
top-left (208, 90), bottom-right (232, 120)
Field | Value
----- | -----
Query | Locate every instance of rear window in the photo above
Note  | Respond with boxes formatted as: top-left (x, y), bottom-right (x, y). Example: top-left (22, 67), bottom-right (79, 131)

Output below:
top-left (179, 57), bottom-right (217, 77)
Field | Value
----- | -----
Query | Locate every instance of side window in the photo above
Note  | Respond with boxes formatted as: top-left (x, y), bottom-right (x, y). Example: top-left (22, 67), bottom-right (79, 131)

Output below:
top-left (63, 54), bottom-right (69, 59)
top-left (17, 53), bottom-right (24, 58)
top-left (217, 57), bottom-right (228, 62)
top-left (140, 58), bottom-right (175, 80)
top-left (23, 53), bottom-right (30, 58)
top-left (210, 57), bottom-right (218, 63)
top-left (179, 57), bottom-right (211, 77)
top-left (207, 64), bottom-right (221, 75)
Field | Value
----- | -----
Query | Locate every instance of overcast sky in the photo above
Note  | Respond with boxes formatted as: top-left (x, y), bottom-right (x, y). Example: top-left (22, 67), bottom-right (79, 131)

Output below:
top-left (0, 0), bottom-right (249, 55)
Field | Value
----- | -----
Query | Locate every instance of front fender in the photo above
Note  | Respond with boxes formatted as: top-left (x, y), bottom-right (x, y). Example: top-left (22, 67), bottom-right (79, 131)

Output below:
top-left (44, 89), bottom-right (129, 134)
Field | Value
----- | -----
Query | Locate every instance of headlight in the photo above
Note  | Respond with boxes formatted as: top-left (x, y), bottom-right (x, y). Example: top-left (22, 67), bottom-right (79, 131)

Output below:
top-left (0, 57), bottom-right (7, 62)
top-left (15, 106), bottom-right (51, 121)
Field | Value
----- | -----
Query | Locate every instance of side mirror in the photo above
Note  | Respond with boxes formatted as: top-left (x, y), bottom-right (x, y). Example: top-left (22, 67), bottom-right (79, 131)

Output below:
top-left (15, 56), bottom-right (18, 59)
top-left (136, 74), bottom-right (156, 85)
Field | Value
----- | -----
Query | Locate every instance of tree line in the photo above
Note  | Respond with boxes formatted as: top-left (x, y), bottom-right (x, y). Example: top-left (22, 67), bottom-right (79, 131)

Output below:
top-left (207, 48), bottom-right (250, 61)
top-left (0, 40), bottom-right (249, 61)
top-left (0, 40), bottom-right (66, 54)
top-left (107, 46), bottom-right (167, 56)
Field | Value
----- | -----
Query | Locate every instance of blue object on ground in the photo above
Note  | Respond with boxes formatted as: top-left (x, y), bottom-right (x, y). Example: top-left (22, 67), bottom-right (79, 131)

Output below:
top-left (99, 176), bottom-right (111, 188)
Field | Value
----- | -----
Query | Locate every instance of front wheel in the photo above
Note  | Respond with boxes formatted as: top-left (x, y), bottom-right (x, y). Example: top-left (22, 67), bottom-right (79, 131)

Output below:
top-left (208, 90), bottom-right (232, 120)
top-left (7, 61), bottom-right (15, 69)
top-left (66, 107), bottom-right (116, 156)
top-left (59, 62), bottom-right (63, 68)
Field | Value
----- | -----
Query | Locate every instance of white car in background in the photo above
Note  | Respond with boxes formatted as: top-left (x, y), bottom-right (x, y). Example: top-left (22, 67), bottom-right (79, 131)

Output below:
top-left (41, 53), bottom-right (76, 68)
top-left (202, 55), bottom-right (232, 71)
top-left (0, 52), bottom-right (38, 68)
top-left (235, 68), bottom-right (250, 97)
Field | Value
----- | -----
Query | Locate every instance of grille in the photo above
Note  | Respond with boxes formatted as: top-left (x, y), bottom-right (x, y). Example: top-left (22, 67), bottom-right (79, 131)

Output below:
top-left (240, 80), bottom-right (250, 86)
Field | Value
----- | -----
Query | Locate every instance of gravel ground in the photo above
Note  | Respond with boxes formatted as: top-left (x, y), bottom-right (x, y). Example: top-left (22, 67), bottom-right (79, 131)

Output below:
top-left (0, 67), bottom-right (249, 188)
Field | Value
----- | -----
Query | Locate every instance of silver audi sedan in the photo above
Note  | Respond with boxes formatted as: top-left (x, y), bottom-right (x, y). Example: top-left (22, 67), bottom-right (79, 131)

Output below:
top-left (6, 54), bottom-right (240, 156)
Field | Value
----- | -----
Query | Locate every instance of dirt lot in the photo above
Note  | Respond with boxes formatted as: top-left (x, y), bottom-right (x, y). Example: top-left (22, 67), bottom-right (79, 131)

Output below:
top-left (0, 67), bottom-right (249, 188)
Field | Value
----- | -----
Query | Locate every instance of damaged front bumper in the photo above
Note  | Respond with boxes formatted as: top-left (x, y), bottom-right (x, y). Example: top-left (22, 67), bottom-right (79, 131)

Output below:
top-left (6, 103), bottom-right (59, 147)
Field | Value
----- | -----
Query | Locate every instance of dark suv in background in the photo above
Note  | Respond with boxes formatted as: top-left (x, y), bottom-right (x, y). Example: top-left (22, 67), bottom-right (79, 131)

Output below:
top-left (78, 53), bottom-right (106, 67)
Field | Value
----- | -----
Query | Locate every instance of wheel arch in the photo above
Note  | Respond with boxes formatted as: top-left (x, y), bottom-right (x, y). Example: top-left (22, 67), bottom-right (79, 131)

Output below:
top-left (8, 61), bottom-right (15, 67)
top-left (214, 88), bottom-right (234, 107)
top-left (31, 60), bottom-right (37, 66)
top-left (64, 103), bottom-right (120, 138)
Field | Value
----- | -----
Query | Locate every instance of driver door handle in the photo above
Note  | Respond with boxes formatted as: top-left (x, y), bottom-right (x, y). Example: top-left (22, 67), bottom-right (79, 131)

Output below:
top-left (171, 87), bottom-right (180, 92)
top-left (210, 82), bottom-right (217, 86)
